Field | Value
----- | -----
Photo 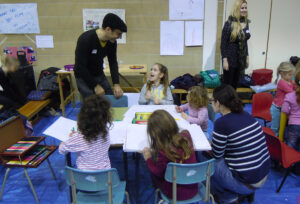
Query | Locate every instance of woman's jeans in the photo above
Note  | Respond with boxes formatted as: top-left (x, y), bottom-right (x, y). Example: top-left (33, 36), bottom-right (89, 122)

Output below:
top-left (288, 125), bottom-right (300, 151)
top-left (270, 104), bottom-right (281, 136)
top-left (211, 159), bottom-right (254, 204)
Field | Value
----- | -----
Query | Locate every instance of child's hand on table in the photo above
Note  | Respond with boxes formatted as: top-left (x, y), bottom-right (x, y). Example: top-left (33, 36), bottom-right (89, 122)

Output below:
top-left (153, 97), bottom-right (162, 105)
top-left (181, 112), bottom-right (189, 120)
top-left (175, 106), bottom-right (182, 113)
top-left (142, 147), bottom-right (152, 160)
top-left (145, 91), bottom-right (152, 100)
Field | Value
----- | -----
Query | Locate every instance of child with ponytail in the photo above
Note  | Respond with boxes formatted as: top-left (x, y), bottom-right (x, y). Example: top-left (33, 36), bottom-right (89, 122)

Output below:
top-left (270, 62), bottom-right (296, 136)
top-left (282, 71), bottom-right (300, 151)
top-left (141, 110), bottom-right (197, 200)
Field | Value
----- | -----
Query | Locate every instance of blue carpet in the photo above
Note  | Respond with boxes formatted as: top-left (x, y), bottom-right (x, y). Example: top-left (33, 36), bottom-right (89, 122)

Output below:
top-left (0, 103), bottom-right (299, 204)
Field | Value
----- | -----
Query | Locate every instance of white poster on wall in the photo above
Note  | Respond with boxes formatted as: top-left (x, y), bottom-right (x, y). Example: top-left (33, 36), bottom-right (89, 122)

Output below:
top-left (36, 35), bottom-right (54, 48)
top-left (185, 21), bottom-right (203, 46)
top-left (82, 9), bottom-right (126, 44)
top-left (0, 3), bottom-right (40, 34)
top-left (160, 21), bottom-right (184, 56)
top-left (169, 0), bottom-right (204, 20)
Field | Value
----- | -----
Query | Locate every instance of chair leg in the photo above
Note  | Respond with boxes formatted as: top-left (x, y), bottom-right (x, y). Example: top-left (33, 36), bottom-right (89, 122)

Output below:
top-left (125, 191), bottom-right (130, 204)
top-left (247, 193), bottom-right (255, 203)
top-left (210, 193), bottom-right (215, 204)
top-left (276, 169), bottom-right (290, 193)
top-left (24, 169), bottom-right (39, 203)
top-left (46, 159), bottom-right (56, 180)
top-left (155, 189), bottom-right (160, 204)
top-left (0, 168), bottom-right (11, 200)
top-left (158, 200), bottom-right (164, 204)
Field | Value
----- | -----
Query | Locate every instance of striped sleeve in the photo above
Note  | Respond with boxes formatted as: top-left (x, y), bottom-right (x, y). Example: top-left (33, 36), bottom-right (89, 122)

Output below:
top-left (212, 120), bottom-right (227, 158)
top-left (59, 132), bottom-right (88, 154)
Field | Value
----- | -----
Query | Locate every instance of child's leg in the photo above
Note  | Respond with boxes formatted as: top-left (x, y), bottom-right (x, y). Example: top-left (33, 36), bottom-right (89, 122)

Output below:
top-left (287, 125), bottom-right (300, 152)
top-left (270, 104), bottom-right (281, 136)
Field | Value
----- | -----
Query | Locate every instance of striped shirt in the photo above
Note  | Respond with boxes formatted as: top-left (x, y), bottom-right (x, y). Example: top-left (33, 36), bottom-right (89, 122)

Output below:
top-left (59, 131), bottom-right (111, 171)
top-left (212, 111), bottom-right (270, 184)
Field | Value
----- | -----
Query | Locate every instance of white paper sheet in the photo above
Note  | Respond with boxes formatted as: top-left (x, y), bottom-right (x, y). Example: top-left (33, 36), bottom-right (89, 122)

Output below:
top-left (0, 3), bottom-right (40, 34)
top-left (160, 21), bottom-right (184, 56)
top-left (169, 0), bottom-right (204, 20)
top-left (43, 117), bottom-right (77, 142)
top-left (185, 21), bottom-right (203, 46)
top-left (35, 35), bottom-right (54, 48)
top-left (124, 124), bottom-right (148, 152)
top-left (109, 121), bottom-right (128, 145)
top-left (82, 9), bottom-right (126, 44)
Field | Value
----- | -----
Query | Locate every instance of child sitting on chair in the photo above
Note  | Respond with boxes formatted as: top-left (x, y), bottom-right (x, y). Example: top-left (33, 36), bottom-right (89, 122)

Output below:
top-left (138, 63), bottom-right (173, 105)
top-left (59, 95), bottom-right (111, 171)
top-left (282, 71), bottom-right (300, 151)
top-left (176, 86), bottom-right (209, 131)
top-left (141, 110), bottom-right (197, 200)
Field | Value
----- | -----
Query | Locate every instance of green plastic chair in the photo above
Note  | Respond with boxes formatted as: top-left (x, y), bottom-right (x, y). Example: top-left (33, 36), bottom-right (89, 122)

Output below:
top-left (155, 159), bottom-right (215, 204)
top-left (65, 166), bottom-right (129, 204)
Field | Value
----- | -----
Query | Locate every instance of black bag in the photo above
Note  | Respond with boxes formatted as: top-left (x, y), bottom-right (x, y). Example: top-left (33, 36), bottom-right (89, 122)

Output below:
top-left (239, 74), bottom-right (254, 88)
top-left (290, 56), bottom-right (300, 66)
top-left (170, 74), bottom-right (198, 90)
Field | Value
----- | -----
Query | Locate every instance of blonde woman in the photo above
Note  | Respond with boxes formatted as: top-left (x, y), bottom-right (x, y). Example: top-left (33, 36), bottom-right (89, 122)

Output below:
top-left (0, 55), bottom-right (24, 109)
top-left (221, 0), bottom-right (250, 89)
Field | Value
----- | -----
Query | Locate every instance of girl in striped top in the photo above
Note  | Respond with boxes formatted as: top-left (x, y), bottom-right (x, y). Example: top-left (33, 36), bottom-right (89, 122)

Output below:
top-left (210, 84), bottom-right (270, 204)
top-left (59, 95), bottom-right (112, 171)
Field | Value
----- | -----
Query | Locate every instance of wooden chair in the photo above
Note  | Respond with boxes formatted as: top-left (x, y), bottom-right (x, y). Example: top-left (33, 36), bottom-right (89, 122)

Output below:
top-left (18, 99), bottom-right (50, 120)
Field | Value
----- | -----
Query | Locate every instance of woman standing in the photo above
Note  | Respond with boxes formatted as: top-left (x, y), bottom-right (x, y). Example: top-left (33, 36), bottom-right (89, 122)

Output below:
top-left (210, 84), bottom-right (270, 203)
top-left (221, 0), bottom-right (251, 89)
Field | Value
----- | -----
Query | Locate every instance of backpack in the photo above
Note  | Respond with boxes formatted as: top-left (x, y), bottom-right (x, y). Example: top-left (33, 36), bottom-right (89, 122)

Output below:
top-left (200, 70), bottom-right (221, 88)
top-left (170, 74), bottom-right (198, 90)
top-left (239, 74), bottom-right (254, 87)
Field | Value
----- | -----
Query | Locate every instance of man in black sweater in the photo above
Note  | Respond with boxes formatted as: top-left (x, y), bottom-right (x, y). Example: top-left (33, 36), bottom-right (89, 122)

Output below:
top-left (74, 13), bottom-right (127, 98)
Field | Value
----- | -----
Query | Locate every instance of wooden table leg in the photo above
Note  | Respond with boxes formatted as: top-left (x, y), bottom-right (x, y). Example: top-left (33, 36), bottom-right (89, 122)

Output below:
top-left (57, 74), bottom-right (65, 117)
top-left (142, 73), bottom-right (147, 83)
top-left (119, 74), bottom-right (140, 93)
top-left (68, 75), bottom-right (76, 108)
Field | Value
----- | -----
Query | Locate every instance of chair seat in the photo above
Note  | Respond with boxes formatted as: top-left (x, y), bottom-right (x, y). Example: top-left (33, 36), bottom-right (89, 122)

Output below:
top-left (160, 183), bottom-right (206, 204)
top-left (77, 181), bottom-right (126, 204)
top-left (252, 111), bottom-right (272, 122)
top-left (281, 143), bottom-right (300, 169)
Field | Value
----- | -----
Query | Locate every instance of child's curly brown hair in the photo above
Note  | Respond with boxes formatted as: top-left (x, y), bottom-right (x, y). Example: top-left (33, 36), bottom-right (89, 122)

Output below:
top-left (187, 86), bottom-right (209, 109)
top-left (78, 95), bottom-right (112, 142)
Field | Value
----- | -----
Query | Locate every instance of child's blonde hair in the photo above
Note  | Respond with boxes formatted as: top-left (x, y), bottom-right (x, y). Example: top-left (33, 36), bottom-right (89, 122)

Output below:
top-left (188, 86), bottom-right (209, 109)
top-left (275, 62), bottom-right (295, 84)
top-left (0, 55), bottom-right (20, 68)
top-left (229, 0), bottom-right (248, 42)
top-left (146, 63), bottom-right (169, 96)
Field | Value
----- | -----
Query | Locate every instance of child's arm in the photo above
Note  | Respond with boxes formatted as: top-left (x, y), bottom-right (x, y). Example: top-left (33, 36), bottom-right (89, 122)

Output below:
top-left (138, 84), bottom-right (150, 105)
top-left (187, 108), bottom-right (208, 126)
top-left (145, 152), bottom-right (169, 178)
top-left (180, 103), bottom-right (189, 112)
top-left (282, 95), bottom-right (292, 115)
top-left (59, 132), bottom-right (87, 154)
top-left (278, 80), bottom-right (295, 94)
top-left (161, 87), bottom-right (174, 105)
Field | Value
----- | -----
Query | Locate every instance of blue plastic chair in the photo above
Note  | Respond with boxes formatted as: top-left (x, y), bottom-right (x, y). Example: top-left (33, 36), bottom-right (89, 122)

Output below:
top-left (155, 159), bottom-right (215, 204)
top-left (104, 95), bottom-right (128, 107)
top-left (65, 166), bottom-right (129, 204)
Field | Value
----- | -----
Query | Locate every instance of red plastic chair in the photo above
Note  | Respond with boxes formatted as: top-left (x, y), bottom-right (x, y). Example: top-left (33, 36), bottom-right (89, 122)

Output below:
top-left (252, 93), bottom-right (273, 126)
top-left (262, 127), bottom-right (300, 193)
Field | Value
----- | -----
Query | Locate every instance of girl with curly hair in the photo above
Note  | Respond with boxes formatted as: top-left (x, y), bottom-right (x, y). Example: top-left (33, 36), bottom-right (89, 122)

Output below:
top-left (59, 95), bottom-right (112, 171)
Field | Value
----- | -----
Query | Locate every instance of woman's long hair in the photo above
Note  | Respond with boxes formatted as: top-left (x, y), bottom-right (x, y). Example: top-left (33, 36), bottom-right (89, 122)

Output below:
top-left (229, 0), bottom-right (248, 42)
top-left (147, 110), bottom-right (193, 162)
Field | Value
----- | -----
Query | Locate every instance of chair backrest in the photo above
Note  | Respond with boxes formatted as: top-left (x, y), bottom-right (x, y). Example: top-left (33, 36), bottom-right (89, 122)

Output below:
top-left (164, 159), bottom-right (215, 185)
top-left (104, 95), bottom-right (128, 107)
top-left (65, 166), bottom-right (121, 192)
top-left (252, 92), bottom-right (273, 114)
top-left (262, 127), bottom-right (283, 164)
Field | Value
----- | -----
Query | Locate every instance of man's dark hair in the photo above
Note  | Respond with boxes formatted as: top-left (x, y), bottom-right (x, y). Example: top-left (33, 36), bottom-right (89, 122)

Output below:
top-left (102, 13), bottom-right (127, 32)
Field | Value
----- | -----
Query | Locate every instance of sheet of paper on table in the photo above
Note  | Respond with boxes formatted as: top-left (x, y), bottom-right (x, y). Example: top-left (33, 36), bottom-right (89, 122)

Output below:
top-left (44, 117), bottom-right (126, 145)
top-left (43, 117), bottom-right (77, 142)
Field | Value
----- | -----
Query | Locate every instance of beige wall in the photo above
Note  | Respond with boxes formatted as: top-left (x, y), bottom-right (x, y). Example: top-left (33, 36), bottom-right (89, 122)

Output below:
top-left (1, 0), bottom-right (223, 88)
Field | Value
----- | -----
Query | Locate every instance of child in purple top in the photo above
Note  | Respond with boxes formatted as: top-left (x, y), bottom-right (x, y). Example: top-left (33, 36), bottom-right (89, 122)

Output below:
top-left (176, 86), bottom-right (209, 131)
top-left (141, 110), bottom-right (197, 201)
top-left (282, 71), bottom-right (300, 151)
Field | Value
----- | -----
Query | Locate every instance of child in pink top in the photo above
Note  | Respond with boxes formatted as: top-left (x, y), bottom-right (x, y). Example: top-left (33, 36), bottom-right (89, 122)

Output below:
top-left (175, 86), bottom-right (209, 131)
top-left (270, 62), bottom-right (295, 136)
top-left (282, 72), bottom-right (300, 151)
top-left (59, 95), bottom-right (112, 171)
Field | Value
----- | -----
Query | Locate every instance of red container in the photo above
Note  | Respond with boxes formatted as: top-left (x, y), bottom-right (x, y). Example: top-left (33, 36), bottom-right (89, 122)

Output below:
top-left (252, 69), bottom-right (273, 85)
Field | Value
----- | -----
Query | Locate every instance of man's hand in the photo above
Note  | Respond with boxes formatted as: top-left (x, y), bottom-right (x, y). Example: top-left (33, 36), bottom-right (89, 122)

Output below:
top-left (223, 58), bottom-right (229, 71)
top-left (113, 84), bottom-right (123, 98)
top-left (181, 112), bottom-right (189, 120)
top-left (142, 147), bottom-right (152, 160)
top-left (94, 84), bottom-right (105, 96)
top-left (145, 91), bottom-right (152, 100)
top-left (175, 106), bottom-right (182, 113)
